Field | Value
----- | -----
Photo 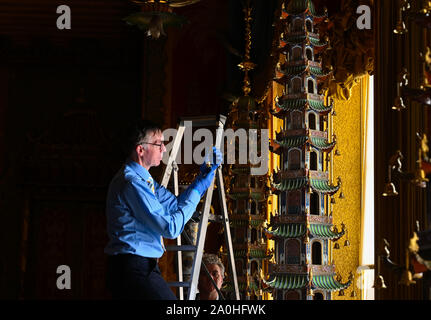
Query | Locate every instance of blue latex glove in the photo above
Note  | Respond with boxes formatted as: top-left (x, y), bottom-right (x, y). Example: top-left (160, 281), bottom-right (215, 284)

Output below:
top-left (192, 147), bottom-right (223, 197)
top-left (190, 170), bottom-right (216, 197)
top-left (200, 146), bottom-right (223, 176)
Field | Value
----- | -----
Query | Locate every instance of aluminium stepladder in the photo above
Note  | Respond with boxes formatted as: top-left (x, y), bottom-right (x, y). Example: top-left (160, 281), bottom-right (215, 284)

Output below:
top-left (160, 114), bottom-right (240, 300)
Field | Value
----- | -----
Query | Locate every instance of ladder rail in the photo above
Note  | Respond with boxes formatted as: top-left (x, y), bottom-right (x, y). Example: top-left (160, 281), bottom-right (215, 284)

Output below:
top-left (161, 124), bottom-right (185, 188)
top-left (216, 167), bottom-right (240, 300)
top-left (214, 115), bottom-right (240, 300)
top-left (161, 123), bottom-right (185, 299)
top-left (187, 181), bottom-right (214, 300)
top-left (172, 162), bottom-right (183, 300)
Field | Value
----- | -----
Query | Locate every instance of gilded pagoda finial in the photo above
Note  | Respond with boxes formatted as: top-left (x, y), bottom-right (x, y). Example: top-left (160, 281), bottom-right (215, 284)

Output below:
top-left (238, 0), bottom-right (256, 96)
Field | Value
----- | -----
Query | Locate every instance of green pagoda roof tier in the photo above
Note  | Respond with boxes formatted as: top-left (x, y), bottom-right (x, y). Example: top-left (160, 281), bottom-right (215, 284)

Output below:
top-left (280, 33), bottom-right (327, 47)
top-left (283, 0), bottom-right (327, 19)
top-left (272, 136), bottom-right (336, 153)
top-left (271, 96), bottom-right (333, 118)
top-left (265, 223), bottom-right (306, 238)
top-left (308, 97), bottom-right (333, 113)
top-left (309, 137), bottom-right (337, 151)
top-left (274, 98), bottom-right (308, 111)
top-left (309, 36), bottom-right (327, 47)
top-left (263, 274), bottom-right (308, 290)
top-left (230, 219), bottom-right (265, 228)
top-left (272, 177), bottom-right (308, 192)
top-left (309, 223), bottom-right (345, 240)
top-left (275, 63), bottom-right (330, 80)
top-left (274, 136), bottom-right (308, 149)
top-left (265, 223), bottom-right (343, 240)
top-left (250, 249), bottom-right (272, 259)
top-left (227, 189), bottom-right (266, 202)
top-left (312, 274), bottom-right (351, 292)
top-left (230, 219), bottom-right (249, 227)
top-left (271, 176), bottom-right (340, 195)
top-left (263, 273), bottom-right (351, 292)
top-left (309, 66), bottom-right (327, 76)
top-left (275, 65), bottom-right (307, 79)
top-left (231, 248), bottom-right (272, 260)
top-left (310, 178), bottom-right (341, 195)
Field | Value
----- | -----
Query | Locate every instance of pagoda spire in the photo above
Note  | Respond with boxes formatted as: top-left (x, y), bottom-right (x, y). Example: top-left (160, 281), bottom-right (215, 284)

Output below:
top-left (224, 0), bottom-right (270, 300)
top-left (238, 0), bottom-right (256, 97)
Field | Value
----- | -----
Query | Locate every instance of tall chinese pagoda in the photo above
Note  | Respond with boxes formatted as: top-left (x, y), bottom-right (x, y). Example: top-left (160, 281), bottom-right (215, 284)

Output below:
top-left (263, 0), bottom-right (351, 300)
top-left (225, 101), bottom-right (271, 300)
top-left (223, 3), bottom-right (272, 300)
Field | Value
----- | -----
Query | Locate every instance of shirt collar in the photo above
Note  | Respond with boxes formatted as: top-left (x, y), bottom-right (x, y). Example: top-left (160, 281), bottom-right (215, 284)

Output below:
top-left (125, 158), bottom-right (152, 182)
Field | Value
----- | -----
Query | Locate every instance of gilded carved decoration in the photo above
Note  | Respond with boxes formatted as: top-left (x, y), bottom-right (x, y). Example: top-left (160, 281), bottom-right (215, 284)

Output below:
top-left (320, 0), bottom-right (374, 100)
top-left (125, 0), bottom-right (201, 39)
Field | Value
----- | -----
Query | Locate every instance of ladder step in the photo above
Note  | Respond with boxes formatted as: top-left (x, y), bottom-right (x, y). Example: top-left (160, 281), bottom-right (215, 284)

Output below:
top-left (166, 245), bottom-right (197, 252)
top-left (168, 281), bottom-right (191, 288)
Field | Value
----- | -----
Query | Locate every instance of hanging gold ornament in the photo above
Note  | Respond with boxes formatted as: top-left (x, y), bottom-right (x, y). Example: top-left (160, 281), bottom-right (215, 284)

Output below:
top-left (344, 230), bottom-right (350, 247)
top-left (392, 95), bottom-right (407, 111)
top-left (372, 275), bottom-right (387, 289)
top-left (382, 181), bottom-right (398, 196)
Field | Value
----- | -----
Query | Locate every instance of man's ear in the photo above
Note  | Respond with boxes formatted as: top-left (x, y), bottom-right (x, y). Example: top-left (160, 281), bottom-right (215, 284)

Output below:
top-left (135, 144), bottom-right (145, 156)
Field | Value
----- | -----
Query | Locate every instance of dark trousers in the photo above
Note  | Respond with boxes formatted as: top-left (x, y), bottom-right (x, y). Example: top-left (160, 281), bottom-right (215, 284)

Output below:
top-left (106, 253), bottom-right (177, 300)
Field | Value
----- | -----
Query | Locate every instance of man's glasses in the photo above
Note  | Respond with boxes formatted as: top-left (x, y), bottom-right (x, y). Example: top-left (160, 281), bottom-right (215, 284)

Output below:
top-left (140, 142), bottom-right (165, 150)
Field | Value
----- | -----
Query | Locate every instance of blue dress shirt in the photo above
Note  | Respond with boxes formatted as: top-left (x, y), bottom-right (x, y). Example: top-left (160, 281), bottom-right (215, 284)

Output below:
top-left (104, 159), bottom-right (201, 258)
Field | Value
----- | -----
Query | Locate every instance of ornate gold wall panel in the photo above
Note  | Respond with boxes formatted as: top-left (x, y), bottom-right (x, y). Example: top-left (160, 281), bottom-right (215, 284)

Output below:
top-left (331, 79), bottom-right (363, 300)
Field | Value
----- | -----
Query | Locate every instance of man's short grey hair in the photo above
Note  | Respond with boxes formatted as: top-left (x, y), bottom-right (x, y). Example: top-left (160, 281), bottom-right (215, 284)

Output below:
top-left (124, 119), bottom-right (162, 155)
top-left (202, 253), bottom-right (225, 278)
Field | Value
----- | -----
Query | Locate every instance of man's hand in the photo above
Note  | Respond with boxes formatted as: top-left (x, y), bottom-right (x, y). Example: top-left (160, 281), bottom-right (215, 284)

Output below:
top-left (200, 146), bottom-right (223, 176)
top-left (191, 147), bottom-right (223, 197)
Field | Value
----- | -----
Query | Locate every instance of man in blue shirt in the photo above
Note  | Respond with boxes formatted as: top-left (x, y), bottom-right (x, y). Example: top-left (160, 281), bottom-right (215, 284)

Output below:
top-left (105, 119), bottom-right (222, 299)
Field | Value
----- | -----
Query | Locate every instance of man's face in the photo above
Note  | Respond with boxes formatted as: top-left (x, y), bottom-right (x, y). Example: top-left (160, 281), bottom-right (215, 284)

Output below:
top-left (140, 130), bottom-right (166, 169)
top-left (198, 264), bottom-right (224, 295)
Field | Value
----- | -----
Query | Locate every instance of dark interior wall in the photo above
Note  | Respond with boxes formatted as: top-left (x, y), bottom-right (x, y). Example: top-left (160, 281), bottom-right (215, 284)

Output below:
top-left (0, 40), bottom-right (143, 298)
top-left (0, 1), bottom-right (143, 298)
top-left (225, 0), bottom-right (282, 105)
top-left (170, 0), bottom-right (229, 123)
